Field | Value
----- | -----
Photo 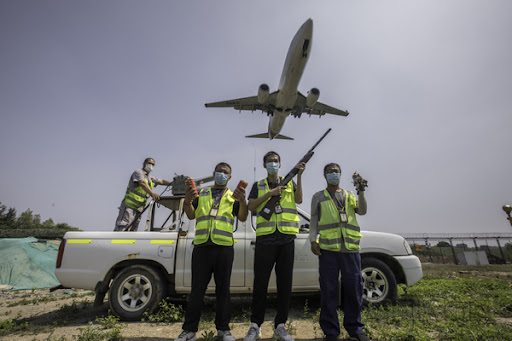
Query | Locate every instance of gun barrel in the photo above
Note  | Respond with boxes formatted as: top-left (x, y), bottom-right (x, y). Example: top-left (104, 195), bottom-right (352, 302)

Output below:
top-left (308, 128), bottom-right (332, 152)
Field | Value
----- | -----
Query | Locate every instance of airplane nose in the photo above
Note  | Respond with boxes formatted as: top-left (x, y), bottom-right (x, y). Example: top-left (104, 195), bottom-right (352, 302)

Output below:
top-left (302, 18), bottom-right (313, 36)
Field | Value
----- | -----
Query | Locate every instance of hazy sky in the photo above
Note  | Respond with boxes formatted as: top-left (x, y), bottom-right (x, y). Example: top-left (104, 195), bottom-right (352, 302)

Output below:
top-left (1, 0), bottom-right (511, 234)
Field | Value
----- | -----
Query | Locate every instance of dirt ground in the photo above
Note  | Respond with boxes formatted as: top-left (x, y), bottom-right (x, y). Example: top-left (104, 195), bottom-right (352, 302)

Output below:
top-left (0, 289), bottom-right (334, 341)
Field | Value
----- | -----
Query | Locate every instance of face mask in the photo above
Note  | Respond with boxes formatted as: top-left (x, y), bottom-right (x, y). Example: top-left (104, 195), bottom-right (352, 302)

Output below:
top-left (144, 164), bottom-right (154, 173)
top-left (266, 162), bottom-right (279, 174)
top-left (214, 172), bottom-right (229, 185)
top-left (326, 172), bottom-right (341, 185)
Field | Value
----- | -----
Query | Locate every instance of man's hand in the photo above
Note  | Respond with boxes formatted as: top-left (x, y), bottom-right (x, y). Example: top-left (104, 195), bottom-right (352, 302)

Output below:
top-left (296, 162), bottom-right (306, 176)
top-left (352, 172), bottom-right (368, 193)
top-left (269, 186), bottom-right (285, 197)
top-left (232, 186), bottom-right (247, 203)
top-left (150, 192), bottom-right (161, 201)
top-left (311, 241), bottom-right (322, 256)
top-left (184, 184), bottom-right (197, 205)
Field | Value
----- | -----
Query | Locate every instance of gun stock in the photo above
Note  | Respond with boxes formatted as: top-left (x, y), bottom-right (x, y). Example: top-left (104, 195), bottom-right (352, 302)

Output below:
top-left (259, 129), bottom-right (332, 220)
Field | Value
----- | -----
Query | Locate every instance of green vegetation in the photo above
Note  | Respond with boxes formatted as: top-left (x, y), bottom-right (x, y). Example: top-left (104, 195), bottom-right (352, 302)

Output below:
top-left (196, 330), bottom-right (217, 341)
top-left (356, 264), bottom-right (512, 340)
top-left (7, 295), bottom-right (58, 307)
top-left (0, 318), bottom-right (29, 336)
top-left (76, 320), bottom-right (124, 341)
top-left (142, 299), bottom-right (185, 322)
top-left (0, 201), bottom-right (79, 231)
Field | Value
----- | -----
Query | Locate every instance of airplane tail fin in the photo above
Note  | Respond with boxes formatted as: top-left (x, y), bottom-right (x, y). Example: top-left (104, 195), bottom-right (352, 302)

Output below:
top-left (245, 133), bottom-right (294, 140)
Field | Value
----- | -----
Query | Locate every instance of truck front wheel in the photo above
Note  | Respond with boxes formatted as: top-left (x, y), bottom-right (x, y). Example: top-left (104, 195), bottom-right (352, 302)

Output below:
top-left (361, 257), bottom-right (397, 305)
top-left (109, 265), bottom-right (166, 321)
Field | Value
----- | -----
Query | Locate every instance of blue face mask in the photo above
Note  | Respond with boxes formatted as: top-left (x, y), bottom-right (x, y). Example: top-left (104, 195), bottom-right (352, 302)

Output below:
top-left (266, 162), bottom-right (279, 174)
top-left (326, 172), bottom-right (341, 185)
top-left (214, 172), bottom-right (229, 185)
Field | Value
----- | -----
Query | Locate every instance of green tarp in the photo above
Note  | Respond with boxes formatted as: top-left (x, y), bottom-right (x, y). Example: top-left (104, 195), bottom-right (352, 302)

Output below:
top-left (0, 237), bottom-right (61, 290)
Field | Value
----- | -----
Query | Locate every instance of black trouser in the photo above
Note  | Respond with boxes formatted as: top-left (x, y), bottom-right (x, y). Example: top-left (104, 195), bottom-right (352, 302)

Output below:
top-left (250, 241), bottom-right (294, 327)
top-left (182, 245), bottom-right (234, 332)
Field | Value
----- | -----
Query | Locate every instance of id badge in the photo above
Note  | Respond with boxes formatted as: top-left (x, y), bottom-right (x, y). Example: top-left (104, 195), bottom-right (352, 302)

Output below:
top-left (340, 212), bottom-right (348, 223)
top-left (275, 204), bottom-right (283, 214)
top-left (210, 207), bottom-right (218, 217)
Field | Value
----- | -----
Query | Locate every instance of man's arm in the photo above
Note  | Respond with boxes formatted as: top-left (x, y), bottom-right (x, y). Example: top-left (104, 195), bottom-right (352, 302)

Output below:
top-left (138, 180), bottom-right (160, 201)
top-left (183, 185), bottom-right (196, 220)
top-left (247, 186), bottom-right (283, 212)
top-left (355, 191), bottom-right (367, 215)
top-left (232, 187), bottom-right (248, 222)
top-left (160, 179), bottom-right (172, 186)
top-left (309, 192), bottom-right (322, 256)
top-left (294, 162), bottom-right (306, 204)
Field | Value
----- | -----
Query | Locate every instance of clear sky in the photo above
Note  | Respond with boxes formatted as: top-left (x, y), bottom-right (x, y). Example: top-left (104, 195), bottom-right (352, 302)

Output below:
top-left (1, 0), bottom-right (511, 234)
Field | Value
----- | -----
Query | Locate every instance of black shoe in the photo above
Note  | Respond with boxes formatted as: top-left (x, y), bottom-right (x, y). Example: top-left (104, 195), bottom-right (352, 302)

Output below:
top-left (349, 333), bottom-right (370, 341)
top-left (325, 335), bottom-right (338, 341)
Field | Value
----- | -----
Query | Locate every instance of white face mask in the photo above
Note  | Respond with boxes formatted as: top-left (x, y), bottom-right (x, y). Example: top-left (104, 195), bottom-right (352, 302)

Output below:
top-left (144, 164), bottom-right (154, 173)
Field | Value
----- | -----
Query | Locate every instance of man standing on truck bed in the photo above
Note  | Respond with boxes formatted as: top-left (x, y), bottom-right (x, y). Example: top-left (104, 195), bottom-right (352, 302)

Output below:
top-left (244, 151), bottom-right (305, 341)
top-left (114, 157), bottom-right (172, 231)
top-left (309, 163), bottom-right (369, 341)
top-left (175, 162), bottom-right (248, 341)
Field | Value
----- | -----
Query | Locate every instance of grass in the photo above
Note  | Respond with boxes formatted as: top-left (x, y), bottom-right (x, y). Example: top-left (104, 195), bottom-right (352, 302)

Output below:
top-left (2, 264), bottom-right (512, 340)
top-left (357, 264), bottom-right (512, 340)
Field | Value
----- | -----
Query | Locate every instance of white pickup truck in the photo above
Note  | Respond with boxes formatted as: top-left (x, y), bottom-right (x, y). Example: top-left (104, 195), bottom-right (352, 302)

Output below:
top-left (55, 196), bottom-right (422, 321)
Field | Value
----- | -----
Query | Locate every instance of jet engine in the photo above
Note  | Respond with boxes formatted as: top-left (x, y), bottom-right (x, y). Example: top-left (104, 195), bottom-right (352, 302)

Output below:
top-left (306, 88), bottom-right (320, 107)
top-left (258, 84), bottom-right (270, 104)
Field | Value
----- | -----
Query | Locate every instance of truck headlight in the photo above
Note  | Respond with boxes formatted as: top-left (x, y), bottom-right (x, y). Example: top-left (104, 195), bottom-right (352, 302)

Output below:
top-left (404, 240), bottom-right (413, 255)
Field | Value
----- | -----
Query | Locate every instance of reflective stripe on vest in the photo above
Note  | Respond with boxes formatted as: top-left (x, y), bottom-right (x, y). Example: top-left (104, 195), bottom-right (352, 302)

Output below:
top-left (123, 173), bottom-right (155, 210)
top-left (255, 178), bottom-right (299, 236)
top-left (193, 188), bottom-right (235, 246)
top-left (318, 189), bottom-right (361, 251)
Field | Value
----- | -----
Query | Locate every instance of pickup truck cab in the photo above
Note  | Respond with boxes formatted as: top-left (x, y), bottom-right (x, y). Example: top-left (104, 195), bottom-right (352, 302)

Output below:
top-left (55, 196), bottom-right (422, 321)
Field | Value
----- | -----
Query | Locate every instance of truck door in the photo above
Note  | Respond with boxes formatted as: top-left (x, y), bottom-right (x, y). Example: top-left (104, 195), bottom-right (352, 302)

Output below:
top-left (181, 216), bottom-right (246, 289)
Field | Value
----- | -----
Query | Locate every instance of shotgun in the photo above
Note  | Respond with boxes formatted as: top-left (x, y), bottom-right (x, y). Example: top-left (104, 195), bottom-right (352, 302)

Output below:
top-left (260, 128), bottom-right (332, 220)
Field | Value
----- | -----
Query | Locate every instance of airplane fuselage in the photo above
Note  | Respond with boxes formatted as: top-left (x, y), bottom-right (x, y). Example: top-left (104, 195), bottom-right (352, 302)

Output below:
top-left (268, 19), bottom-right (313, 139)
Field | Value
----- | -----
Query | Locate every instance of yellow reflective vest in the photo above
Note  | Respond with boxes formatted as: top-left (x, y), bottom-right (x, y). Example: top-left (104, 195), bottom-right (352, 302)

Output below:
top-left (123, 173), bottom-right (154, 210)
top-left (255, 178), bottom-right (299, 236)
top-left (318, 189), bottom-right (362, 251)
top-left (194, 188), bottom-right (235, 246)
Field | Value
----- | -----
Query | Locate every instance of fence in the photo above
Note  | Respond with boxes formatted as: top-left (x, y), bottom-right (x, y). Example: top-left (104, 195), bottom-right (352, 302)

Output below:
top-left (398, 233), bottom-right (512, 265)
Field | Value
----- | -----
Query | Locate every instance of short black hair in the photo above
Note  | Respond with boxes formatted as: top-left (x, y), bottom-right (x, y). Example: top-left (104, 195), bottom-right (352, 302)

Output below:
top-left (263, 151), bottom-right (281, 163)
top-left (324, 163), bottom-right (341, 174)
top-left (144, 157), bottom-right (155, 165)
top-left (215, 162), bottom-right (232, 173)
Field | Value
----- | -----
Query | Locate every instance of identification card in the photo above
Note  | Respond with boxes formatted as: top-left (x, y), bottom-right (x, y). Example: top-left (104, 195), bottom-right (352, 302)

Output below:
top-left (275, 204), bottom-right (283, 214)
top-left (340, 212), bottom-right (348, 223)
top-left (210, 207), bottom-right (218, 217)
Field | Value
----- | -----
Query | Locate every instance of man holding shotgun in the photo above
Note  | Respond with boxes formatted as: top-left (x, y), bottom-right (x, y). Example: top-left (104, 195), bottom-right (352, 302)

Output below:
top-left (243, 150), bottom-right (305, 341)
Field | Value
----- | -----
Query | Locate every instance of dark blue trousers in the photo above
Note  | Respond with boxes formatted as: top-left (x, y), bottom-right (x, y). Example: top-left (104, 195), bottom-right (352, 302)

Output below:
top-left (319, 250), bottom-right (364, 337)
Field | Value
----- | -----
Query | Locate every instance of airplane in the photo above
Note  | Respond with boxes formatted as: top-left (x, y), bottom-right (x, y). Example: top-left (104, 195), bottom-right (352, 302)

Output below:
top-left (204, 18), bottom-right (349, 140)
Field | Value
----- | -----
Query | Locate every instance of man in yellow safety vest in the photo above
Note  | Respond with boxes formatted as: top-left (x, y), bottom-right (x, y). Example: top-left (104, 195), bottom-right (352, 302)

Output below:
top-left (309, 163), bottom-right (369, 341)
top-left (243, 151), bottom-right (305, 341)
top-left (114, 158), bottom-right (171, 231)
top-left (175, 162), bottom-right (248, 341)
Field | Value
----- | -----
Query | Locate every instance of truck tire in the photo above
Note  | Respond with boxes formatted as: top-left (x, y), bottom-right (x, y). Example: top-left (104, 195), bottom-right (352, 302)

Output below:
top-left (109, 265), bottom-right (167, 321)
top-left (361, 257), bottom-right (397, 305)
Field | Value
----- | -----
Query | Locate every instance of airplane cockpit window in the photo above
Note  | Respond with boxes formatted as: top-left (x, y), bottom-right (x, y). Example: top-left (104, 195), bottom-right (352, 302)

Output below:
top-left (302, 39), bottom-right (310, 56)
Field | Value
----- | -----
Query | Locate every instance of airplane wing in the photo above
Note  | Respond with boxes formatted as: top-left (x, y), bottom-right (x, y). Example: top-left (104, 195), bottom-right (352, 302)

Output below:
top-left (205, 92), bottom-right (277, 112)
top-left (292, 92), bottom-right (349, 117)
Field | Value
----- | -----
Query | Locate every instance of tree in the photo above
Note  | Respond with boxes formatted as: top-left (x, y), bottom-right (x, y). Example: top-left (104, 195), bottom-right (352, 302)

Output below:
top-left (436, 241), bottom-right (451, 248)
top-left (55, 222), bottom-right (79, 231)
top-left (42, 218), bottom-right (55, 229)
top-left (0, 202), bottom-right (16, 229)
top-left (17, 209), bottom-right (35, 229)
